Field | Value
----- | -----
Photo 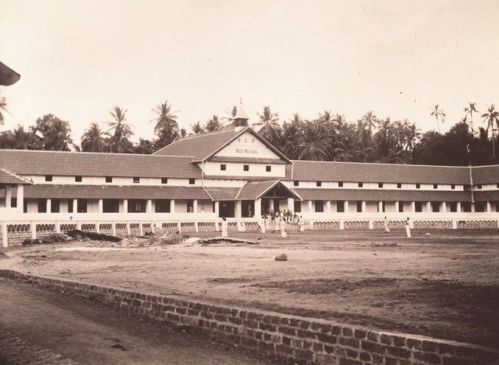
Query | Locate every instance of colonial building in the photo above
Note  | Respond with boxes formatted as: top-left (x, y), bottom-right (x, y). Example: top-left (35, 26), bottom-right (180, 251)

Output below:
top-left (1, 104), bottom-right (498, 224)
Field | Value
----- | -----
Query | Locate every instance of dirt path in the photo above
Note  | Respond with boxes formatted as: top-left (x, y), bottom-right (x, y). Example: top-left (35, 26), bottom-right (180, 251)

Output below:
top-left (0, 277), bottom-right (280, 365)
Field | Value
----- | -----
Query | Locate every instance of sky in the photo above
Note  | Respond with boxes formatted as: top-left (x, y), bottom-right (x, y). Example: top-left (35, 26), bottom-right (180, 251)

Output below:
top-left (1, 0), bottom-right (499, 143)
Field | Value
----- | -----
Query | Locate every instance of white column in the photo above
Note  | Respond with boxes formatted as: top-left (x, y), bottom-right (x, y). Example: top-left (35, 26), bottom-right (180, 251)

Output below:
top-left (395, 201), bottom-right (399, 213)
top-left (345, 201), bottom-right (349, 213)
top-left (411, 201), bottom-right (416, 213)
top-left (426, 201), bottom-right (431, 213)
top-left (457, 202), bottom-right (462, 213)
top-left (17, 185), bottom-right (24, 214)
top-left (214, 201), bottom-right (219, 217)
top-left (287, 198), bottom-right (294, 213)
top-left (5, 186), bottom-right (12, 208)
top-left (170, 199), bottom-right (175, 213)
top-left (326, 201), bottom-right (331, 213)
top-left (486, 201), bottom-right (492, 213)
top-left (98, 199), bottom-right (103, 213)
top-left (254, 199), bottom-right (261, 217)
top-left (47, 198), bottom-right (52, 213)
top-left (73, 199), bottom-right (78, 213)
top-left (442, 202), bottom-right (447, 213)
top-left (378, 201), bottom-right (383, 213)
top-left (361, 201), bottom-right (366, 213)
top-left (308, 200), bottom-right (312, 213)
top-left (235, 200), bottom-right (242, 218)
top-left (269, 199), bottom-right (274, 212)
top-left (146, 199), bottom-right (152, 213)
top-left (193, 199), bottom-right (198, 213)
top-left (2, 223), bottom-right (8, 248)
top-left (123, 199), bottom-right (128, 213)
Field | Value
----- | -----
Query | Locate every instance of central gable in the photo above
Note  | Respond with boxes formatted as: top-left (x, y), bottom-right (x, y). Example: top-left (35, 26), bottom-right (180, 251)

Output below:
top-left (213, 131), bottom-right (283, 161)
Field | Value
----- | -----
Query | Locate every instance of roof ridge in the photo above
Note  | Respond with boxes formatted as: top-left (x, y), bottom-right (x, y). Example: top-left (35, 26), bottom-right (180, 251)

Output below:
top-left (291, 160), bottom-right (475, 169)
top-left (0, 149), bottom-right (196, 159)
top-left (173, 127), bottom-right (237, 141)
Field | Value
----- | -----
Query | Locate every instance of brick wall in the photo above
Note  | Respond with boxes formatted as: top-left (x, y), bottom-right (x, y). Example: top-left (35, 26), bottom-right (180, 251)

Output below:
top-left (0, 270), bottom-right (497, 365)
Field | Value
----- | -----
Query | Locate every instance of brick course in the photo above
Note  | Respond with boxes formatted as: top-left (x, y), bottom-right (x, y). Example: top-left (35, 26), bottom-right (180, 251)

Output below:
top-left (0, 270), bottom-right (497, 365)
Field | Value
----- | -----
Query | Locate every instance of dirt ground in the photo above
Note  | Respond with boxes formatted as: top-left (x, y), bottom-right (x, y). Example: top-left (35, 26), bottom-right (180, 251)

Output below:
top-left (1, 229), bottom-right (499, 349)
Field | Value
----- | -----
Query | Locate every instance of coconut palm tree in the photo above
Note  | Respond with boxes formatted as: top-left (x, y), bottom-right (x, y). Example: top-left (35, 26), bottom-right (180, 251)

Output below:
top-left (464, 102), bottom-right (478, 134)
top-left (152, 101), bottom-right (179, 147)
top-left (360, 111), bottom-right (378, 134)
top-left (81, 122), bottom-right (106, 152)
top-left (205, 115), bottom-right (223, 132)
top-left (298, 122), bottom-right (330, 160)
top-left (256, 106), bottom-right (281, 146)
top-left (481, 104), bottom-right (499, 158)
top-left (281, 113), bottom-right (304, 158)
top-left (430, 105), bottom-right (445, 132)
top-left (0, 96), bottom-right (7, 125)
top-left (190, 121), bottom-right (204, 135)
top-left (107, 106), bottom-right (133, 153)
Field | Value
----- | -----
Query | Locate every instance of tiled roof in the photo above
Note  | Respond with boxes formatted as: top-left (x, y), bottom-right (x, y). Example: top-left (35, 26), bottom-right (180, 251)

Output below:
top-left (474, 190), bottom-right (499, 202)
top-left (0, 168), bottom-right (31, 185)
top-left (203, 187), bottom-right (240, 201)
top-left (24, 185), bottom-right (210, 200)
top-left (237, 180), bottom-right (300, 200)
top-left (0, 150), bottom-right (202, 179)
top-left (291, 161), bottom-right (471, 184)
top-left (153, 128), bottom-right (245, 161)
top-left (472, 165), bottom-right (499, 184)
top-left (209, 156), bottom-right (286, 164)
top-left (294, 188), bottom-right (471, 202)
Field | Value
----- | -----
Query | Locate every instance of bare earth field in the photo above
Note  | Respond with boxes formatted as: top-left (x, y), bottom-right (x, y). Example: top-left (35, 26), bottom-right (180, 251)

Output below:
top-left (1, 229), bottom-right (499, 349)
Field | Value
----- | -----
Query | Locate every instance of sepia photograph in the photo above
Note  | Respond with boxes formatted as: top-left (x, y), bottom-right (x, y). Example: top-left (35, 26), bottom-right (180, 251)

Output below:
top-left (0, 0), bottom-right (498, 364)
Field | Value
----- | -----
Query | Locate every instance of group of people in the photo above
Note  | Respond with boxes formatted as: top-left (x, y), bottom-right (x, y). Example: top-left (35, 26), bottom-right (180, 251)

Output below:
top-left (384, 216), bottom-right (412, 238)
top-left (263, 209), bottom-right (301, 224)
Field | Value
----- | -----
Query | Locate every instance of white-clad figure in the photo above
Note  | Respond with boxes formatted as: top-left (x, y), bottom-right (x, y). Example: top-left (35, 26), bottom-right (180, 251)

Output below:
top-left (240, 219), bottom-right (246, 232)
top-left (298, 215), bottom-right (305, 232)
top-left (405, 217), bottom-right (411, 238)
top-left (280, 218), bottom-right (287, 239)
top-left (384, 216), bottom-right (391, 233)
top-left (221, 218), bottom-right (228, 238)
top-left (259, 217), bottom-right (266, 233)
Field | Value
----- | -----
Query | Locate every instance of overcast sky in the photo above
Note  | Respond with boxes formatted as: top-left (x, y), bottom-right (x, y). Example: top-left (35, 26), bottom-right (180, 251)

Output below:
top-left (1, 0), bottom-right (499, 143)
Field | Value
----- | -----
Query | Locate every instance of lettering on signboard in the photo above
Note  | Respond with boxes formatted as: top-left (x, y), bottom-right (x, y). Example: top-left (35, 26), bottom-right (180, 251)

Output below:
top-left (235, 148), bottom-right (258, 154)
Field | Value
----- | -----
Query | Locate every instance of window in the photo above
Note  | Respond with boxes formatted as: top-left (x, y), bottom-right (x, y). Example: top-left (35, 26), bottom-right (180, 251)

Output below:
top-left (187, 199), bottom-right (194, 213)
top-left (464, 184), bottom-right (471, 191)
top-left (316, 181), bottom-right (322, 187)
top-left (475, 201), bottom-right (486, 212)
top-left (497, 184), bottom-right (499, 188)
top-left (220, 164), bottom-right (226, 171)
top-left (294, 201), bottom-right (301, 213)
top-left (161, 177), bottom-right (168, 184)
top-left (38, 199), bottom-right (47, 213)
top-left (358, 182), bottom-right (363, 188)
top-left (462, 202), bottom-right (471, 212)
top-left (338, 182), bottom-right (343, 188)
top-left (378, 183), bottom-right (383, 188)
top-left (10, 197), bottom-right (16, 208)
top-left (243, 165), bottom-right (249, 171)
top-left (315, 200), bottom-right (324, 212)
top-left (337, 200), bottom-right (345, 213)
top-left (75, 176), bottom-right (82, 182)
top-left (477, 184), bottom-right (482, 189)
top-left (45, 175), bottom-right (52, 182)
top-left (266, 165), bottom-right (271, 172)
top-left (416, 183), bottom-right (421, 189)
top-left (450, 202), bottom-right (457, 212)
top-left (155, 199), bottom-right (171, 213)
top-left (431, 202), bottom-right (440, 212)
top-left (51, 199), bottom-right (60, 213)
top-left (398, 202), bottom-right (404, 213)
top-left (128, 199), bottom-right (146, 213)
top-left (382, 201), bottom-right (386, 213)
top-left (356, 201), bottom-right (362, 213)
top-left (433, 184), bottom-right (438, 189)
top-left (133, 177), bottom-right (140, 184)
top-left (293, 181), bottom-right (299, 187)
top-left (77, 199), bottom-right (87, 213)
top-left (397, 183), bottom-right (402, 189)
top-left (451, 184), bottom-right (455, 190)
top-left (189, 178), bottom-right (195, 185)
top-left (67, 199), bottom-right (73, 213)
top-left (415, 201), bottom-right (423, 212)
top-left (105, 176), bottom-right (113, 183)
top-left (103, 199), bottom-right (120, 213)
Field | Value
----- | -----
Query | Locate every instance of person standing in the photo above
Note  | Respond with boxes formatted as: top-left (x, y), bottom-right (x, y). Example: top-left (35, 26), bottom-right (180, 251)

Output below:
top-left (405, 217), bottom-right (411, 238)
top-left (384, 216), bottom-right (390, 233)
top-left (221, 217), bottom-right (228, 238)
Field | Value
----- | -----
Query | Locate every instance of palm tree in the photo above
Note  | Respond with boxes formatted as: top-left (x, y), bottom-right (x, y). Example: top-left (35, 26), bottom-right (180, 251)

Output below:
top-left (464, 102), bottom-right (478, 134)
top-left (430, 105), bottom-right (445, 132)
top-left (0, 96), bottom-right (7, 125)
top-left (256, 106), bottom-right (281, 146)
top-left (205, 115), bottom-right (223, 132)
top-left (281, 113), bottom-right (304, 158)
top-left (190, 121), bottom-right (204, 135)
top-left (108, 106), bottom-right (133, 153)
top-left (152, 101), bottom-right (179, 148)
top-left (481, 104), bottom-right (499, 158)
top-left (360, 111), bottom-right (378, 134)
top-left (298, 122), bottom-right (330, 160)
top-left (81, 122), bottom-right (106, 152)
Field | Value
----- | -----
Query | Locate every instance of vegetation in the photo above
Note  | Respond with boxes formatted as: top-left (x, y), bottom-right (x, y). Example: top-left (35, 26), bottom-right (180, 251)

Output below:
top-left (1, 101), bottom-right (498, 165)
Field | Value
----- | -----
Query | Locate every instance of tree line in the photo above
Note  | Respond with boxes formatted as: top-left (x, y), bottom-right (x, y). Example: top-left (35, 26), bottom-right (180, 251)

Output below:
top-left (0, 100), bottom-right (498, 166)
